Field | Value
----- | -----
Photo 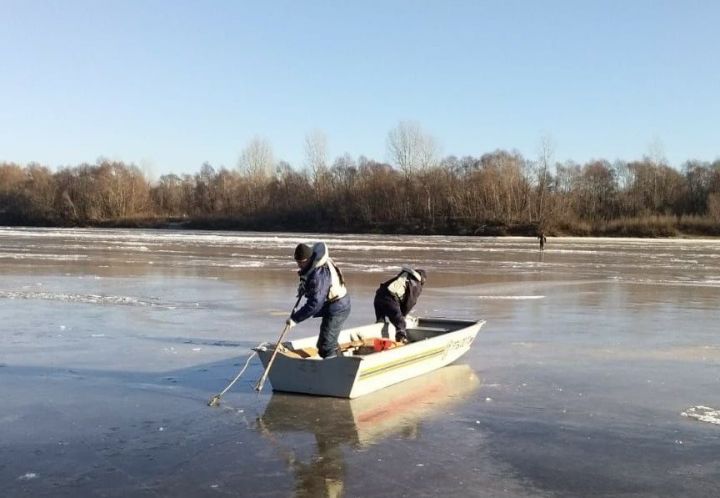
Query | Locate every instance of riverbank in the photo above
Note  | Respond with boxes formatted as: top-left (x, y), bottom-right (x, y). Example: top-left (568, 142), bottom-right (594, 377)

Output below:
top-left (3, 213), bottom-right (719, 238)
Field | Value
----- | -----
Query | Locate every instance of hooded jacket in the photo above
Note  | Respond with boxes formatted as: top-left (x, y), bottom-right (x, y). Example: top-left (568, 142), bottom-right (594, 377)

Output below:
top-left (377, 267), bottom-right (425, 316)
top-left (291, 242), bottom-right (350, 323)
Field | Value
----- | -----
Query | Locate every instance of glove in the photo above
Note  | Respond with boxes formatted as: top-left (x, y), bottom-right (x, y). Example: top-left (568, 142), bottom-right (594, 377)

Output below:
top-left (286, 318), bottom-right (296, 328)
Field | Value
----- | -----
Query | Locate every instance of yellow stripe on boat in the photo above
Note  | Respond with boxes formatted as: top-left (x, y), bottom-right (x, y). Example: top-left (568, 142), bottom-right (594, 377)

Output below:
top-left (358, 347), bottom-right (446, 380)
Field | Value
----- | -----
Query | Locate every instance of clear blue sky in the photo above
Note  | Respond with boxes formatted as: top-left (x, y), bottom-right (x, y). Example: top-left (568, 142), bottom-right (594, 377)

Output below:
top-left (2, 0), bottom-right (718, 177)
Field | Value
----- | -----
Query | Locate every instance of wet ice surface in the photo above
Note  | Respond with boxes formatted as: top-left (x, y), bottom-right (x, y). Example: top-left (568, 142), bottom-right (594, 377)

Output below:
top-left (1, 227), bottom-right (720, 497)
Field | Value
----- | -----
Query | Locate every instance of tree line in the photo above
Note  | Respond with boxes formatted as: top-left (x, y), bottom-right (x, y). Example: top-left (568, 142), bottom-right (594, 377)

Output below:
top-left (2, 125), bottom-right (719, 236)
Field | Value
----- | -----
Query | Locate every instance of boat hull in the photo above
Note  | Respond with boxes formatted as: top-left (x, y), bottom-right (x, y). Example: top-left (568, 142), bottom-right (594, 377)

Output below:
top-left (254, 318), bottom-right (485, 398)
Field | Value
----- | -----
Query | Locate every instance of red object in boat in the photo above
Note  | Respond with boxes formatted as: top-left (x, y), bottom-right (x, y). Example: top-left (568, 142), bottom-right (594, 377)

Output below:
top-left (373, 338), bottom-right (395, 352)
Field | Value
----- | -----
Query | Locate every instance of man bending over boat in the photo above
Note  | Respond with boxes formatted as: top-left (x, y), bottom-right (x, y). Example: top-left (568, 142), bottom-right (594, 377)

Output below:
top-left (374, 267), bottom-right (426, 343)
top-left (287, 242), bottom-right (351, 359)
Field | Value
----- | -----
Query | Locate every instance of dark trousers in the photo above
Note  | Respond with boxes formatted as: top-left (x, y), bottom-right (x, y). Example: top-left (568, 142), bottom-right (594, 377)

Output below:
top-left (373, 292), bottom-right (406, 339)
top-left (317, 306), bottom-right (351, 358)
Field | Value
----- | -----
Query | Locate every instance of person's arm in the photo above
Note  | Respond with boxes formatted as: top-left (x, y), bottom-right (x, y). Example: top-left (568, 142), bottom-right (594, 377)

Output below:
top-left (291, 269), bottom-right (330, 323)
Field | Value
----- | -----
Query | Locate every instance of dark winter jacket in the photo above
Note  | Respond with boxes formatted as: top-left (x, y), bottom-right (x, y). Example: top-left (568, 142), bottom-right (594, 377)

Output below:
top-left (291, 242), bottom-right (350, 323)
top-left (376, 267), bottom-right (425, 316)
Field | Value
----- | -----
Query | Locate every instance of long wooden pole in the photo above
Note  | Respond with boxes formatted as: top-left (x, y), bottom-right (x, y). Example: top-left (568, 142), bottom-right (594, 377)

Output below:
top-left (254, 323), bottom-right (292, 392)
top-left (254, 295), bottom-right (302, 392)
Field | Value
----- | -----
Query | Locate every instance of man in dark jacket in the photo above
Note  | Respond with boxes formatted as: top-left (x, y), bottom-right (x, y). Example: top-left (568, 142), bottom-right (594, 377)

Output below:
top-left (538, 231), bottom-right (547, 251)
top-left (373, 267), bottom-right (426, 343)
top-left (287, 242), bottom-right (351, 359)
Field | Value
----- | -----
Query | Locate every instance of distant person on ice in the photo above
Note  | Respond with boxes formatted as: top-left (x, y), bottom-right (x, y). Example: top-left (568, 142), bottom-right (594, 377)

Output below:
top-left (538, 231), bottom-right (547, 251)
top-left (288, 242), bottom-right (351, 359)
top-left (374, 267), bottom-right (427, 343)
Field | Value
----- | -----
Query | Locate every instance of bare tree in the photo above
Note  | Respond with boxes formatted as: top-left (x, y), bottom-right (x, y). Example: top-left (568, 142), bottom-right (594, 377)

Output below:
top-left (708, 193), bottom-right (720, 221)
top-left (304, 130), bottom-right (328, 185)
top-left (574, 160), bottom-right (618, 220)
top-left (536, 134), bottom-right (555, 223)
top-left (238, 137), bottom-right (274, 180)
top-left (386, 121), bottom-right (438, 175)
top-left (644, 136), bottom-right (667, 210)
top-left (153, 174), bottom-right (184, 215)
top-left (646, 136), bottom-right (667, 167)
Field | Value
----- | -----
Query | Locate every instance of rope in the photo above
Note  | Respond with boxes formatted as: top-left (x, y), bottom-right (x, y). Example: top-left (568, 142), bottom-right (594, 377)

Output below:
top-left (208, 347), bottom-right (264, 406)
top-left (216, 350), bottom-right (258, 398)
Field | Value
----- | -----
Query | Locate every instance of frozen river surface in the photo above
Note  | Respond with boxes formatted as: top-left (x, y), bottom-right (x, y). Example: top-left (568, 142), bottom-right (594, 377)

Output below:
top-left (1, 227), bottom-right (719, 497)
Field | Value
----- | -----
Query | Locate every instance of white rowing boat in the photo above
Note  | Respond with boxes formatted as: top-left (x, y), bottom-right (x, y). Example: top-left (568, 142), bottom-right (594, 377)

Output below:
top-left (253, 317), bottom-right (485, 398)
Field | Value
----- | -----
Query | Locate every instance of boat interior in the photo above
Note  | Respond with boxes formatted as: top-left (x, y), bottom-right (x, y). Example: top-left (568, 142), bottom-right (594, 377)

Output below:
top-left (277, 318), bottom-right (472, 360)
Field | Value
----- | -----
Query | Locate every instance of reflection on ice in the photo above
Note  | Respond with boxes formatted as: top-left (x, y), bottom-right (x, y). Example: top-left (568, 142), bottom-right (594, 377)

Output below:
top-left (259, 364), bottom-right (480, 447)
top-left (256, 365), bottom-right (480, 497)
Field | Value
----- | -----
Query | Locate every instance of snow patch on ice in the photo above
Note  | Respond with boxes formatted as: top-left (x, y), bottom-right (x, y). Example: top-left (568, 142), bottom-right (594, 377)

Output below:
top-left (473, 295), bottom-right (545, 300)
top-left (0, 290), bottom-right (188, 309)
top-left (682, 406), bottom-right (720, 425)
top-left (182, 259), bottom-right (266, 268)
top-left (0, 252), bottom-right (88, 261)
